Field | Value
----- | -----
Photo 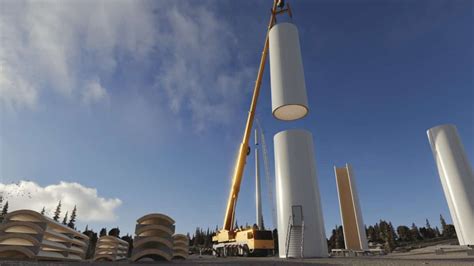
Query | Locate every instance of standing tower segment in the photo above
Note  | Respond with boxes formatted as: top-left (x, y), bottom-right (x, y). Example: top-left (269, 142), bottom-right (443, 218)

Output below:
top-left (274, 129), bottom-right (327, 258)
top-left (427, 124), bottom-right (474, 245)
top-left (334, 164), bottom-right (368, 250)
top-left (255, 129), bottom-right (264, 229)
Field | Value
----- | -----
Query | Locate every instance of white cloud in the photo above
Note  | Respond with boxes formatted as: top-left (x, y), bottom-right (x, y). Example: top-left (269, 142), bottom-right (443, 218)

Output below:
top-left (0, 63), bottom-right (38, 111)
top-left (0, 0), bottom-right (155, 109)
top-left (82, 80), bottom-right (108, 104)
top-left (0, 180), bottom-right (122, 222)
top-left (153, 3), bottom-right (254, 131)
top-left (0, 0), bottom-right (253, 130)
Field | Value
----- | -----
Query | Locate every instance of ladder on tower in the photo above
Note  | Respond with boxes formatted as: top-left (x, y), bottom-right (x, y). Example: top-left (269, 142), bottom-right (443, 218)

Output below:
top-left (285, 205), bottom-right (305, 258)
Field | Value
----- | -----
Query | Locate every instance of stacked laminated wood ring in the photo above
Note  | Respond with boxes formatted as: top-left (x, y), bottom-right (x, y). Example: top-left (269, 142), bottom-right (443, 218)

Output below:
top-left (172, 234), bottom-right (189, 259)
top-left (131, 213), bottom-right (175, 262)
top-left (93, 236), bottom-right (129, 261)
top-left (0, 209), bottom-right (89, 261)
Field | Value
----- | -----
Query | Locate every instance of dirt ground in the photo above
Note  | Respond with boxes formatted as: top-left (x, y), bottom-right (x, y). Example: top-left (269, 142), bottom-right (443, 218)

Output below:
top-left (1, 246), bottom-right (473, 266)
top-left (1, 254), bottom-right (474, 266)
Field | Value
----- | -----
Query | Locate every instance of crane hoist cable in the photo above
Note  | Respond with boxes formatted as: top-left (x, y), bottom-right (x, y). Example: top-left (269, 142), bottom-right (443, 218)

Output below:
top-left (255, 117), bottom-right (277, 229)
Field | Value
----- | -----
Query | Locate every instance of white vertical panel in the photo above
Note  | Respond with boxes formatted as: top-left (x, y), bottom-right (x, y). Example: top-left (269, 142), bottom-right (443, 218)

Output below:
top-left (269, 23), bottom-right (309, 121)
top-left (427, 124), bottom-right (474, 245)
top-left (274, 129), bottom-right (327, 257)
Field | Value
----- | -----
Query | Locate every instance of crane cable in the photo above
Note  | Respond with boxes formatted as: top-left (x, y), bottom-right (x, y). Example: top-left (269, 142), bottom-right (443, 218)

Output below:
top-left (255, 117), bottom-right (277, 229)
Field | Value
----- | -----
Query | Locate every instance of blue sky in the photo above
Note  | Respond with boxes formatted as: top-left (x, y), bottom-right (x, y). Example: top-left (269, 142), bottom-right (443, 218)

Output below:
top-left (1, 0), bottom-right (472, 237)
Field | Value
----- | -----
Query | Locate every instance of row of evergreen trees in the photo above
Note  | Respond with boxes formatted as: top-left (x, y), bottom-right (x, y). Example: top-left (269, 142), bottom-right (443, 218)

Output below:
top-left (47, 201), bottom-right (78, 229)
top-left (187, 214), bottom-right (456, 254)
top-left (0, 196), bottom-right (77, 229)
top-left (0, 199), bottom-right (77, 230)
top-left (328, 215), bottom-right (457, 252)
top-left (0, 197), bottom-right (458, 255)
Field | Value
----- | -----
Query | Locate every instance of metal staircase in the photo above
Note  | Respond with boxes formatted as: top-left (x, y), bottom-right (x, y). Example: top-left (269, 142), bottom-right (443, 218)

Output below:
top-left (285, 205), bottom-right (305, 258)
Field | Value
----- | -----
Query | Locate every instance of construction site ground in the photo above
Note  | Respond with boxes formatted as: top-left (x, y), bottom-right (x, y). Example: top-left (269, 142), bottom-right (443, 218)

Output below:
top-left (1, 250), bottom-right (474, 266)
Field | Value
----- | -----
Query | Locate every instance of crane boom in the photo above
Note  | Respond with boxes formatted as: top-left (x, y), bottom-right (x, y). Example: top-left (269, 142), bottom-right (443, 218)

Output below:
top-left (213, 1), bottom-right (293, 257)
top-left (221, 0), bottom-right (279, 231)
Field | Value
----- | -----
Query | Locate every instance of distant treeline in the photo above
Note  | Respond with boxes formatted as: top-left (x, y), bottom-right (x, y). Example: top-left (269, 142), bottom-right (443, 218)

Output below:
top-left (0, 199), bottom-right (78, 229)
top-left (328, 215), bottom-right (457, 252)
top-left (187, 215), bottom-right (457, 254)
top-left (0, 197), bottom-right (457, 255)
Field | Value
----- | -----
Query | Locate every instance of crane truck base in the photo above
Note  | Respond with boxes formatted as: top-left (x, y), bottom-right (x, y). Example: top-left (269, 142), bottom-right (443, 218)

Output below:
top-left (212, 228), bottom-right (274, 257)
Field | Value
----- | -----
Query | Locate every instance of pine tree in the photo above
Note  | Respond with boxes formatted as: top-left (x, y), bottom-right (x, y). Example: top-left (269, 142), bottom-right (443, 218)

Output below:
top-left (435, 226), bottom-right (441, 237)
top-left (273, 229), bottom-right (279, 254)
top-left (121, 234), bottom-right (133, 257)
top-left (1, 201), bottom-right (8, 216)
top-left (186, 232), bottom-right (192, 246)
top-left (397, 226), bottom-right (411, 242)
top-left (67, 205), bottom-right (77, 229)
top-left (385, 223), bottom-right (397, 252)
top-left (62, 211), bottom-right (68, 225)
top-left (440, 214), bottom-right (447, 237)
top-left (444, 224), bottom-right (456, 238)
top-left (109, 227), bottom-right (120, 237)
top-left (40, 207), bottom-right (46, 215)
top-left (83, 227), bottom-right (98, 259)
top-left (389, 222), bottom-right (398, 241)
top-left (373, 223), bottom-right (381, 243)
top-left (99, 228), bottom-right (107, 237)
top-left (334, 225), bottom-right (345, 249)
top-left (0, 200), bottom-right (8, 223)
top-left (379, 220), bottom-right (389, 242)
top-left (366, 225), bottom-right (377, 243)
top-left (53, 201), bottom-right (61, 221)
top-left (204, 228), bottom-right (210, 248)
top-left (410, 222), bottom-right (422, 240)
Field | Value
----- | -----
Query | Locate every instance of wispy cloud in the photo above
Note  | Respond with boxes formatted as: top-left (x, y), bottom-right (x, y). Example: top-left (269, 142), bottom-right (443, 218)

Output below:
top-left (153, 3), bottom-right (254, 132)
top-left (82, 79), bottom-right (108, 104)
top-left (0, 180), bottom-right (122, 222)
top-left (1, 0), bottom-right (254, 132)
top-left (0, 0), bottom-right (155, 109)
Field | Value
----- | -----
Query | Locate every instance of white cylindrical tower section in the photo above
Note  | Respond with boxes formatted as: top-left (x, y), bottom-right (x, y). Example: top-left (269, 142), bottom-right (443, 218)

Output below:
top-left (427, 124), bottom-right (474, 245)
top-left (274, 129), bottom-right (327, 258)
top-left (269, 23), bottom-right (309, 121)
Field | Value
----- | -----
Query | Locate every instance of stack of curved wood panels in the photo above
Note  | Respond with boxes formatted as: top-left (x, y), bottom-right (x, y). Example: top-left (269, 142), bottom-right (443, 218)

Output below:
top-left (0, 209), bottom-right (89, 261)
top-left (131, 213), bottom-right (175, 262)
top-left (93, 235), bottom-right (128, 261)
top-left (172, 234), bottom-right (189, 259)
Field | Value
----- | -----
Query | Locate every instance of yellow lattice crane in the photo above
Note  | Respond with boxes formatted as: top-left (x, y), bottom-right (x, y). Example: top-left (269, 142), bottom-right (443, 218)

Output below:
top-left (212, 0), bottom-right (292, 257)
